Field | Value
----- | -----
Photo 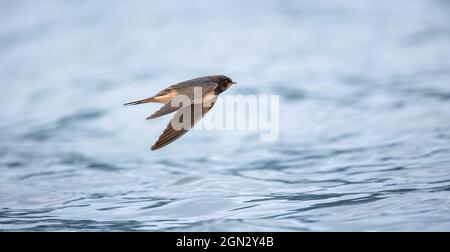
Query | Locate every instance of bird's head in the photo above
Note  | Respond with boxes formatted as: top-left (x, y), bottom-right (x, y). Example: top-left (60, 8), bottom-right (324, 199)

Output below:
top-left (215, 75), bottom-right (236, 90)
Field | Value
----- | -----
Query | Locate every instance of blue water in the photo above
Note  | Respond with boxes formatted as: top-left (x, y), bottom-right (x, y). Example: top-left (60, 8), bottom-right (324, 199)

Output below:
top-left (1, 0), bottom-right (450, 231)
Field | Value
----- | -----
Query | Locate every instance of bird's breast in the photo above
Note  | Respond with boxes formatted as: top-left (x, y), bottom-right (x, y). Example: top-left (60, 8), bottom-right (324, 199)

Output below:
top-left (192, 92), bottom-right (217, 104)
top-left (203, 93), bottom-right (218, 102)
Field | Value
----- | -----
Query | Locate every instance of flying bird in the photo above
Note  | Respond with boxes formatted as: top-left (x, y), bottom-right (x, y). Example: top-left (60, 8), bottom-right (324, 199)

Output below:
top-left (124, 75), bottom-right (236, 150)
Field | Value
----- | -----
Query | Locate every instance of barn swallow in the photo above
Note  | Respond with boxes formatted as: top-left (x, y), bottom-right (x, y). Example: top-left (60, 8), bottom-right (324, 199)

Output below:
top-left (124, 75), bottom-right (236, 150)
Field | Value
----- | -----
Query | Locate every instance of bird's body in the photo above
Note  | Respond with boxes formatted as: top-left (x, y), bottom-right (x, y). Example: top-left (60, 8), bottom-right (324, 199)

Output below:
top-left (124, 75), bottom-right (236, 150)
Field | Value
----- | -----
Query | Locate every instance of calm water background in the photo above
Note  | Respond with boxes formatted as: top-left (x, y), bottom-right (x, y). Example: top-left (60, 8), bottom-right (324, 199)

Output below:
top-left (1, 0), bottom-right (450, 231)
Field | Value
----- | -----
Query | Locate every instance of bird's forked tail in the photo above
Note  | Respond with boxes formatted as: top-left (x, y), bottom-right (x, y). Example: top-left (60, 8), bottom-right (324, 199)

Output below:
top-left (123, 97), bottom-right (156, 106)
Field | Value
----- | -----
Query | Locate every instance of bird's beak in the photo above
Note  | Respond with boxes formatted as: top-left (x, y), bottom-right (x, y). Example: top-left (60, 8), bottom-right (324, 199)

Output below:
top-left (231, 82), bottom-right (237, 85)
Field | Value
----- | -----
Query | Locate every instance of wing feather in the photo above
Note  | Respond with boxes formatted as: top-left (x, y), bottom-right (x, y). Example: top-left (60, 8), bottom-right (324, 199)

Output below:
top-left (151, 101), bottom-right (216, 151)
top-left (146, 102), bottom-right (182, 120)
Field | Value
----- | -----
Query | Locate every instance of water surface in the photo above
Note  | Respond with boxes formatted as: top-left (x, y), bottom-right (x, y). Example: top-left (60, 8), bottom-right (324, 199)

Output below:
top-left (1, 0), bottom-right (450, 231)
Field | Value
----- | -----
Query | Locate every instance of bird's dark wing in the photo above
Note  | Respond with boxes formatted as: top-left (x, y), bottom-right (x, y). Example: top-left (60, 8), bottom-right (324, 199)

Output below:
top-left (151, 101), bottom-right (216, 151)
top-left (146, 102), bottom-right (182, 120)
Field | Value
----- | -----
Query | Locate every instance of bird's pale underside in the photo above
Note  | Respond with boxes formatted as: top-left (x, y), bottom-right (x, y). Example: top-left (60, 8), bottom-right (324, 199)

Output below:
top-left (124, 75), bottom-right (235, 150)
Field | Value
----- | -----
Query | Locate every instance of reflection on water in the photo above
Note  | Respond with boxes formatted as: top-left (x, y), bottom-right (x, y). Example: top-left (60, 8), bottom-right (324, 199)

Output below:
top-left (1, 0), bottom-right (450, 231)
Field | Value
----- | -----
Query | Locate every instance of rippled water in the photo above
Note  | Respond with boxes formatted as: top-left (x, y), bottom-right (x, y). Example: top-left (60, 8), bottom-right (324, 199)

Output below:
top-left (1, 0), bottom-right (450, 231)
